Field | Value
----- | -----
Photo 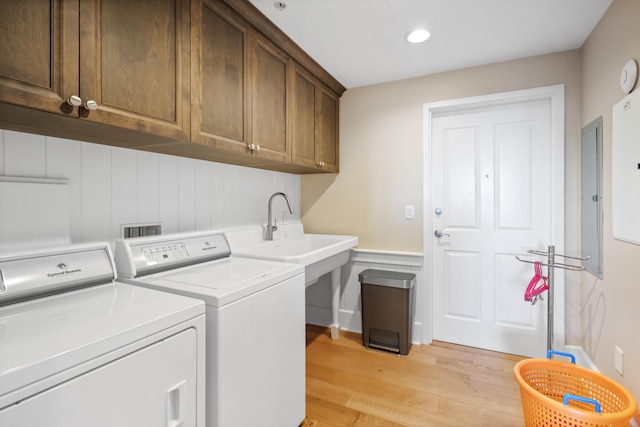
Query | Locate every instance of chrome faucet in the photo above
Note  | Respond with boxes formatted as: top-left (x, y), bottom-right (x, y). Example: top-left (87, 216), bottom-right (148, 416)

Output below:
top-left (266, 192), bottom-right (294, 240)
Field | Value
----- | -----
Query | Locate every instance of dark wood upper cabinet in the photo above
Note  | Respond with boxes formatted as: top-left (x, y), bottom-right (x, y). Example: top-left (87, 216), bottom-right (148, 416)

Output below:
top-left (291, 65), bottom-right (317, 168)
top-left (0, 0), bottom-right (344, 173)
top-left (192, 0), bottom-right (250, 149)
top-left (0, 0), bottom-right (78, 115)
top-left (291, 62), bottom-right (339, 173)
top-left (251, 32), bottom-right (290, 162)
top-left (316, 85), bottom-right (339, 172)
top-left (191, 0), bottom-right (290, 164)
top-left (0, 0), bottom-right (190, 142)
top-left (79, 0), bottom-right (190, 141)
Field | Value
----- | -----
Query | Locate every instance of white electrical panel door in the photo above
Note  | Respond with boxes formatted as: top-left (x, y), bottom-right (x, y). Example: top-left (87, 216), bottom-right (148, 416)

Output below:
top-left (613, 90), bottom-right (640, 245)
top-left (0, 328), bottom-right (198, 427)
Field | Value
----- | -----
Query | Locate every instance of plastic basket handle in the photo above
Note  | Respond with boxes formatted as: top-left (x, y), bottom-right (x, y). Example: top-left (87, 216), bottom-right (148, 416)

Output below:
top-left (563, 394), bottom-right (602, 413)
top-left (547, 350), bottom-right (576, 364)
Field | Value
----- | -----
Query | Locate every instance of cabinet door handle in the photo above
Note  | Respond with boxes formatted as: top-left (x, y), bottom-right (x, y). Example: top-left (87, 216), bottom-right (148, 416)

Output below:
top-left (67, 95), bottom-right (82, 107)
top-left (83, 99), bottom-right (98, 111)
top-left (317, 161), bottom-right (325, 168)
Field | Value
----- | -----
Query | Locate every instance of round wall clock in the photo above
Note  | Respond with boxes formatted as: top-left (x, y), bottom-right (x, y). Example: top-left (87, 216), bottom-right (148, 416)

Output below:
top-left (620, 59), bottom-right (638, 94)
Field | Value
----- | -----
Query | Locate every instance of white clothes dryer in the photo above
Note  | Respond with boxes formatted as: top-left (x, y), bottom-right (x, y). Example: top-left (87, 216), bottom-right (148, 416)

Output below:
top-left (114, 231), bottom-right (306, 427)
top-left (0, 242), bottom-right (206, 427)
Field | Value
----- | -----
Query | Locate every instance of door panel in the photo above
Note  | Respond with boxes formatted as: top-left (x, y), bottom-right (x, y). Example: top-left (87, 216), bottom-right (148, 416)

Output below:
top-left (317, 87), bottom-right (339, 170)
top-left (496, 122), bottom-right (533, 228)
top-left (432, 100), bottom-right (551, 357)
top-left (444, 251), bottom-right (480, 320)
top-left (99, 0), bottom-right (177, 122)
top-left (444, 127), bottom-right (479, 228)
top-left (0, 0), bottom-right (78, 115)
top-left (79, 0), bottom-right (189, 140)
top-left (251, 34), bottom-right (289, 161)
top-left (291, 66), bottom-right (317, 163)
top-left (197, 0), bottom-right (248, 143)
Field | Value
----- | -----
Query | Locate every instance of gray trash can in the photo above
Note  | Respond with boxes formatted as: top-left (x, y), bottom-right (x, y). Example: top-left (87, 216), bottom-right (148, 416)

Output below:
top-left (359, 269), bottom-right (416, 355)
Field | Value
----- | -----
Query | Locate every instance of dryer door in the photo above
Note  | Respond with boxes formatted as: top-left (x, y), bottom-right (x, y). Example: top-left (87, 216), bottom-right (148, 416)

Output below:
top-left (0, 328), bottom-right (198, 427)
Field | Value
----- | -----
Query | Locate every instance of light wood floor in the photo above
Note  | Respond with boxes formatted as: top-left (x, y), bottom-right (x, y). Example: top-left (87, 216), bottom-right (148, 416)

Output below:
top-left (302, 325), bottom-right (527, 427)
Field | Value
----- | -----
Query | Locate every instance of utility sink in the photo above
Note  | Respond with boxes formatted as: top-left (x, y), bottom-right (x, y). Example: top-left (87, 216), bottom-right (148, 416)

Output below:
top-left (232, 233), bottom-right (358, 340)
top-left (232, 234), bottom-right (359, 285)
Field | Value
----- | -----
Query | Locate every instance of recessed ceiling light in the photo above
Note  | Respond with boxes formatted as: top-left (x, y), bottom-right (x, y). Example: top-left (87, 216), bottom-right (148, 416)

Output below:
top-left (405, 29), bottom-right (431, 44)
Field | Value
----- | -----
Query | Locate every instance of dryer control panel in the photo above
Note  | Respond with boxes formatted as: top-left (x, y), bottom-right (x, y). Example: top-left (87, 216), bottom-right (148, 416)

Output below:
top-left (114, 232), bottom-right (231, 278)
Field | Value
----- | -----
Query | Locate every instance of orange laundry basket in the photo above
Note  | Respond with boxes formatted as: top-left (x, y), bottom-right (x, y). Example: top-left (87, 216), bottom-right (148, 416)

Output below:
top-left (514, 351), bottom-right (638, 427)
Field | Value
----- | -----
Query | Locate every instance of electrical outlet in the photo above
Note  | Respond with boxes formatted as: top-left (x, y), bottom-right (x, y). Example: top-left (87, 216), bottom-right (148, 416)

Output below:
top-left (405, 205), bottom-right (415, 220)
top-left (614, 346), bottom-right (624, 375)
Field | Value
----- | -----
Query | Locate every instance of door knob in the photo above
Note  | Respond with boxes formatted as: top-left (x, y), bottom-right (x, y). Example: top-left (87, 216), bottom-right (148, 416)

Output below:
top-left (434, 229), bottom-right (450, 238)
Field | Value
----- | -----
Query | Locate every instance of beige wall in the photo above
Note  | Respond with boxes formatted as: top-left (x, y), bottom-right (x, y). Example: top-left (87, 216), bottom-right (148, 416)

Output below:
top-left (302, 50), bottom-right (582, 253)
top-left (580, 0), bottom-right (640, 400)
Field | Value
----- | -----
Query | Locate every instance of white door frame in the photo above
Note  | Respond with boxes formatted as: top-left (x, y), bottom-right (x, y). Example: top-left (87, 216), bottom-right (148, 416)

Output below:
top-left (422, 84), bottom-right (565, 349)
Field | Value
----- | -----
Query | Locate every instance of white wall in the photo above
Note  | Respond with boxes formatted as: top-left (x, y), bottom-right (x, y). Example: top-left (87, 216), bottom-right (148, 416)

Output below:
top-left (0, 130), bottom-right (300, 251)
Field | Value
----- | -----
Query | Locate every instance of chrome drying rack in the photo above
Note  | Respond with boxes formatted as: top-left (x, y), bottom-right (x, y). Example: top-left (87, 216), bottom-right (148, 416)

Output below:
top-left (516, 246), bottom-right (588, 351)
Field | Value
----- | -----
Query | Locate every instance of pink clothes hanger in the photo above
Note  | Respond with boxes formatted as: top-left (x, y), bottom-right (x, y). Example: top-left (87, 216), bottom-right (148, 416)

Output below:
top-left (524, 261), bottom-right (548, 304)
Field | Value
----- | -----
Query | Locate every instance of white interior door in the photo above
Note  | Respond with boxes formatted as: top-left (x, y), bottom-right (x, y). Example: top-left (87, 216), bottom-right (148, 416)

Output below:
top-left (430, 96), bottom-right (558, 357)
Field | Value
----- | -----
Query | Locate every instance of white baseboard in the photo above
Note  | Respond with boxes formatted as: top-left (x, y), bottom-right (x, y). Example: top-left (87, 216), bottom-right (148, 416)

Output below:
top-left (307, 306), bottom-right (598, 371)
top-left (563, 345), bottom-right (598, 371)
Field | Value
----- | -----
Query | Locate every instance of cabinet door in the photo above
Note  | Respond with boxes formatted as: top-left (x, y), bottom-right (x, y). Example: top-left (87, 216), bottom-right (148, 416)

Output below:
top-left (290, 63), bottom-right (340, 173)
top-left (251, 33), bottom-right (290, 162)
top-left (192, 0), bottom-right (250, 151)
top-left (290, 64), bottom-right (318, 169)
top-left (0, 0), bottom-right (79, 115)
top-left (0, 329), bottom-right (198, 427)
top-left (316, 85), bottom-right (339, 172)
top-left (78, 0), bottom-right (190, 141)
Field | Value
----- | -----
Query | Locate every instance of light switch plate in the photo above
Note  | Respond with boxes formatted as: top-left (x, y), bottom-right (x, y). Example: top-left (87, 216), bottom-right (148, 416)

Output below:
top-left (405, 205), bottom-right (415, 220)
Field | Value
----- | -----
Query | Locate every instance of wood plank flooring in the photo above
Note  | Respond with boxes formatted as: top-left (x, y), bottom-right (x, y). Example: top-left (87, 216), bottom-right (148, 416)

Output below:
top-left (302, 325), bottom-right (527, 427)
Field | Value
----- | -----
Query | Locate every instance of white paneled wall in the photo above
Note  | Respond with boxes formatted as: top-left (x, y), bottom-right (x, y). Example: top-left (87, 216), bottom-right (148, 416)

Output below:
top-left (306, 249), bottom-right (425, 344)
top-left (0, 130), bottom-right (300, 250)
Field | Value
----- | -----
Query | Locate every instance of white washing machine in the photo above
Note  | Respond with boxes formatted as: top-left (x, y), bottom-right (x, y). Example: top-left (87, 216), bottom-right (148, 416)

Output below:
top-left (0, 242), bottom-right (206, 427)
top-left (114, 231), bottom-right (306, 427)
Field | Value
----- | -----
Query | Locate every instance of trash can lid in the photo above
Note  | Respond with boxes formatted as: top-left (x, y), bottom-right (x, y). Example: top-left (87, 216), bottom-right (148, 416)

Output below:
top-left (358, 269), bottom-right (416, 289)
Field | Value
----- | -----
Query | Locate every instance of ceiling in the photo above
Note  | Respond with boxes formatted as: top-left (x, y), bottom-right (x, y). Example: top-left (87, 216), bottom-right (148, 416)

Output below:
top-left (248, 0), bottom-right (613, 89)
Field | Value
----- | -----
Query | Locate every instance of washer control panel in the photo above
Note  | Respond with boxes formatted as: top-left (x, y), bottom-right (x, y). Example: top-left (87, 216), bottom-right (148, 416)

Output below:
top-left (115, 231), bottom-right (231, 278)
top-left (142, 244), bottom-right (188, 265)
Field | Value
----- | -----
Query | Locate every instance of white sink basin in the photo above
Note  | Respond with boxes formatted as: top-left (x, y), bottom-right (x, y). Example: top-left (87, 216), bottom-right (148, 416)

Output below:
top-left (232, 234), bottom-right (358, 285)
